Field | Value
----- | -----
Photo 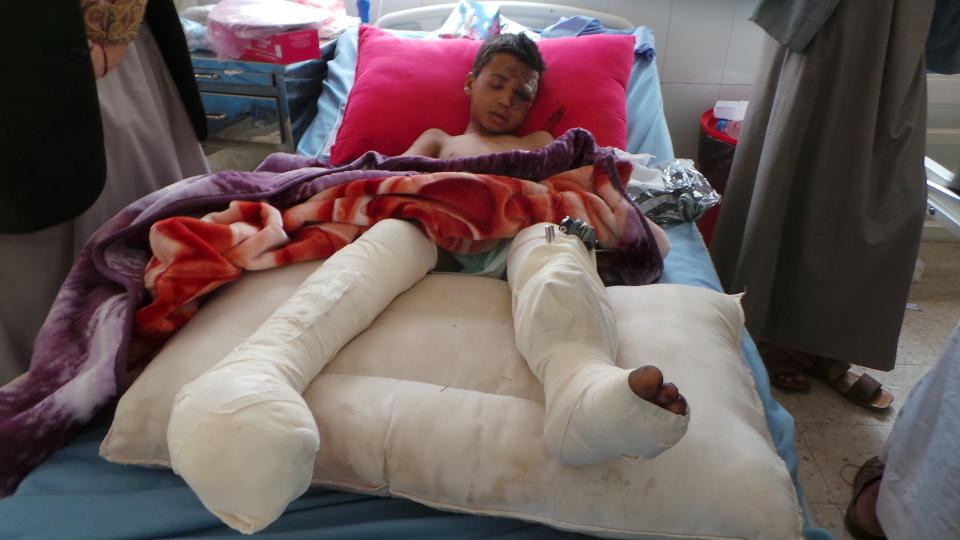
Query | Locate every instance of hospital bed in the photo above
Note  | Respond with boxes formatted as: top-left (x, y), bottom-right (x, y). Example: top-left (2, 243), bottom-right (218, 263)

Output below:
top-left (0, 3), bottom-right (832, 539)
top-left (926, 157), bottom-right (960, 240)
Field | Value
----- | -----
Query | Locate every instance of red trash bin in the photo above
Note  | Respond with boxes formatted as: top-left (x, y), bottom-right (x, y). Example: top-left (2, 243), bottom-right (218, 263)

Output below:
top-left (697, 109), bottom-right (739, 246)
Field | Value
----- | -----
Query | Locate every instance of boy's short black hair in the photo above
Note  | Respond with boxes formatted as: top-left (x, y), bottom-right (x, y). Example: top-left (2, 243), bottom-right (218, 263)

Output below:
top-left (471, 33), bottom-right (546, 77)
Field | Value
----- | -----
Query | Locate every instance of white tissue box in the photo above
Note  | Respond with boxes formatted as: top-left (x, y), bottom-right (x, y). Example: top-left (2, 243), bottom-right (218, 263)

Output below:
top-left (713, 100), bottom-right (748, 122)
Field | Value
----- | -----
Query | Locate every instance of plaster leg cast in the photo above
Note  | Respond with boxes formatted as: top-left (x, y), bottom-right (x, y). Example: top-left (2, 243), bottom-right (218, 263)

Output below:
top-left (508, 223), bottom-right (689, 466)
top-left (166, 219), bottom-right (437, 534)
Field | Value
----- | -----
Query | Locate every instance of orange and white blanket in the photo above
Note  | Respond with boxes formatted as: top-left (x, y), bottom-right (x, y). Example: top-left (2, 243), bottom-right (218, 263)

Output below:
top-left (136, 164), bottom-right (659, 342)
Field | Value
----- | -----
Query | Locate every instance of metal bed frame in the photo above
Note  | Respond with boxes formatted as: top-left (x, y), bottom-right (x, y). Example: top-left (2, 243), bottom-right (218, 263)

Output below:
top-left (926, 156), bottom-right (960, 239)
top-left (375, 1), bottom-right (634, 31)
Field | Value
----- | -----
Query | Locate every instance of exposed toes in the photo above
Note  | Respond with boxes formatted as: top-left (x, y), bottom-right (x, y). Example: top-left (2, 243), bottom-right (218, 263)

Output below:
top-left (656, 383), bottom-right (679, 406)
top-left (655, 382), bottom-right (686, 416)
top-left (665, 395), bottom-right (687, 416)
top-left (628, 365), bottom-right (663, 400)
top-left (628, 367), bottom-right (686, 416)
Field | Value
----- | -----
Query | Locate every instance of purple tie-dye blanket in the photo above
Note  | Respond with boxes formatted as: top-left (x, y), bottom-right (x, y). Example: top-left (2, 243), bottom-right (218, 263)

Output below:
top-left (0, 129), bottom-right (662, 496)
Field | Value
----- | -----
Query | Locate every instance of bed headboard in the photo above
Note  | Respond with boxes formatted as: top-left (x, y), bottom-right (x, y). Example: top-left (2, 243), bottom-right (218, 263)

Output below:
top-left (374, 1), bottom-right (635, 31)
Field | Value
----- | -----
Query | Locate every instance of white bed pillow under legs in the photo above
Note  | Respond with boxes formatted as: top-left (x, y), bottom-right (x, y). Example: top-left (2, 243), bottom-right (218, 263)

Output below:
top-left (102, 226), bottom-right (802, 539)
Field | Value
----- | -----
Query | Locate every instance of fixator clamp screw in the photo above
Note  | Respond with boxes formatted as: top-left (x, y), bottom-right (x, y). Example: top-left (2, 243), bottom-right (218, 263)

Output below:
top-left (558, 216), bottom-right (597, 250)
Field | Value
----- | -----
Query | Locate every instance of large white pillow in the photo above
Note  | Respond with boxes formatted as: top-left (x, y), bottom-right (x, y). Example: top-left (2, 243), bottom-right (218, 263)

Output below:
top-left (102, 268), bottom-right (802, 539)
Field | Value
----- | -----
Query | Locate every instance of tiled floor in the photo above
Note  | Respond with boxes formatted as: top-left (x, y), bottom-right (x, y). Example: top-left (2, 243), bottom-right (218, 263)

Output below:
top-left (206, 147), bottom-right (273, 173)
top-left (773, 241), bottom-right (960, 539)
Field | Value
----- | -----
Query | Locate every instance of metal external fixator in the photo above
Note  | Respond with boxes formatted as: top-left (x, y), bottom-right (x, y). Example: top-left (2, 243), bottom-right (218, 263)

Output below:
top-left (558, 216), bottom-right (598, 250)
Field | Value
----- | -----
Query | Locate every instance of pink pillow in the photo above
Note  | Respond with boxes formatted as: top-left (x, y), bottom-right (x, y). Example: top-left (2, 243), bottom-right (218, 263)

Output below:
top-left (329, 26), bottom-right (635, 164)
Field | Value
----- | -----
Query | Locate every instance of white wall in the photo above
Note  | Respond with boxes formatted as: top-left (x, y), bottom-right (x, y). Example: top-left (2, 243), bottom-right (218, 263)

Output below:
top-left (354, 0), bottom-right (960, 162)
top-left (647, 0), bottom-right (763, 161)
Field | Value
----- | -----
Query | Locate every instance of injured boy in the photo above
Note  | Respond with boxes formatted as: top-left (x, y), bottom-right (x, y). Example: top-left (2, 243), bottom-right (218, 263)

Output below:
top-left (403, 33), bottom-right (689, 461)
top-left (403, 32), bottom-right (671, 258)
top-left (164, 33), bottom-right (689, 534)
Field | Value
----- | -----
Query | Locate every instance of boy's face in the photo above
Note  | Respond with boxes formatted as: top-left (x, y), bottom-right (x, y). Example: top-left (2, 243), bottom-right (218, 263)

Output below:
top-left (465, 52), bottom-right (540, 135)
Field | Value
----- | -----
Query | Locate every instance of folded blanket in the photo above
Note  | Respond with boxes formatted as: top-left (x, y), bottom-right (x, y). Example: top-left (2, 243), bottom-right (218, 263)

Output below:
top-left (0, 129), bottom-right (661, 496)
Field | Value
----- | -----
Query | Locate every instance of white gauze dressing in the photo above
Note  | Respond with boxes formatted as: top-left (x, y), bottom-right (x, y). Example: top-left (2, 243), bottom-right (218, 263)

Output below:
top-left (166, 219), bottom-right (437, 534)
top-left (507, 223), bottom-right (689, 465)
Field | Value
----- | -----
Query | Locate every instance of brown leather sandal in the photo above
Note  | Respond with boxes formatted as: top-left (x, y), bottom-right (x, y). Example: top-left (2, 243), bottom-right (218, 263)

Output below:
top-left (811, 359), bottom-right (894, 411)
top-left (843, 457), bottom-right (887, 539)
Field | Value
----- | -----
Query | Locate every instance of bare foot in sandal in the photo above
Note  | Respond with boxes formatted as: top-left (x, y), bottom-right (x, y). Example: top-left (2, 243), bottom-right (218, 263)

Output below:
top-left (758, 341), bottom-right (811, 391)
top-left (844, 456), bottom-right (886, 539)
top-left (628, 365), bottom-right (688, 415)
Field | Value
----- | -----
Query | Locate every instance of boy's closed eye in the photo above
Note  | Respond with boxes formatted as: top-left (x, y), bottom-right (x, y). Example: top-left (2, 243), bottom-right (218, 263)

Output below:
top-left (488, 74), bottom-right (507, 88)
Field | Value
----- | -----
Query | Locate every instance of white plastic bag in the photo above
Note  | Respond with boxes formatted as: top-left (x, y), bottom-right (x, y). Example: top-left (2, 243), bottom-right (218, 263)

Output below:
top-left (207, 0), bottom-right (337, 59)
top-left (430, 0), bottom-right (501, 39)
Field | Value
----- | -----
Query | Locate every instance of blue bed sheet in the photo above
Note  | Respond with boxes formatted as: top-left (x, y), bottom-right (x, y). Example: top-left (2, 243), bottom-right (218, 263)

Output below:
top-left (1, 423), bottom-right (586, 540)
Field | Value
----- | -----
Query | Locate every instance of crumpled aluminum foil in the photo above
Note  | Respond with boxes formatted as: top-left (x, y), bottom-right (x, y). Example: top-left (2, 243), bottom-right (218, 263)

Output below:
top-left (627, 159), bottom-right (721, 225)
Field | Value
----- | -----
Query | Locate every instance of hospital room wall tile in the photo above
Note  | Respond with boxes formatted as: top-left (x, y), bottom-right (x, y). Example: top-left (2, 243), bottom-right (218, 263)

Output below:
top-left (518, 0), bottom-right (611, 31)
top-left (608, 0), bottom-right (673, 49)
top-left (717, 84), bottom-right (752, 102)
top-left (660, 82), bottom-right (720, 159)
top-left (660, 0), bottom-right (736, 85)
top-left (722, 0), bottom-right (763, 85)
top-left (367, 0), bottom-right (422, 20)
top-left (407, 0), bottom-right (611, 10)
top-left (533, 0), bottom-right (610, 12)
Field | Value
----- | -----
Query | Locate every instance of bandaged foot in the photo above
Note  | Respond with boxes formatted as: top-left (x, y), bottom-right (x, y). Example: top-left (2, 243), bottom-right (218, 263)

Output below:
top-left (167, 219), bottom-right (436, 534)
top-left (508, 223), bottom-right (689, 466)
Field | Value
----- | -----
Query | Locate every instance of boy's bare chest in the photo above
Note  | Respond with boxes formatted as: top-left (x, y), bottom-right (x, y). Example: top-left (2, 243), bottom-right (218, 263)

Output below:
top-left (438, 134), bottom-right (532, 160)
